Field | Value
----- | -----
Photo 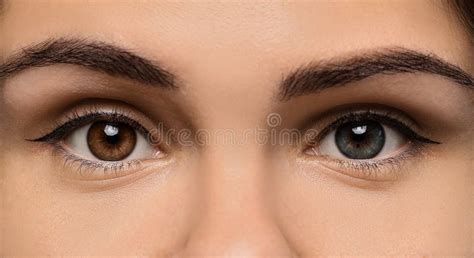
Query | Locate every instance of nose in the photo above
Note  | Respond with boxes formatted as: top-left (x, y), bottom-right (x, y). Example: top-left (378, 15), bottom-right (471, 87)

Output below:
top-left (177, 146), bottom-right (295, 257)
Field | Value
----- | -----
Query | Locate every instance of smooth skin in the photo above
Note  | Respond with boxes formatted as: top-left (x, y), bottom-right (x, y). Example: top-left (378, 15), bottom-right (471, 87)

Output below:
top-left (1, 0), bottom-right (473, 256)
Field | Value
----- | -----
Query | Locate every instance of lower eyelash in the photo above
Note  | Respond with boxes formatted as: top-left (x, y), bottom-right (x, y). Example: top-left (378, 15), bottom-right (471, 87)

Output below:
top-left (28, 106), bottom-right (159, 179)
top-left (53, 145), bottom-right (144, 180)
top-left (312, 141), bottom-right (428, 181)
top-left (301, 107), bottom-right (440, 181)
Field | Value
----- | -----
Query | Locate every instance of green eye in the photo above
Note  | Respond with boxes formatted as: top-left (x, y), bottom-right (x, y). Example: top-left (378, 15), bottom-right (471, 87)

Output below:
top-left (335, 120), bottom-right (385, 159)
top-left (303, 110), bottom-right (441, 181)
top-left (316, 117), bottom-right (408, 161)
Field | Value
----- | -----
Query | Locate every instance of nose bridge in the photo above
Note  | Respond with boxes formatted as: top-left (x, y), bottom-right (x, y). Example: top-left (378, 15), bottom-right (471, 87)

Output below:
top-left (179, 143), bottom-right (294, 256)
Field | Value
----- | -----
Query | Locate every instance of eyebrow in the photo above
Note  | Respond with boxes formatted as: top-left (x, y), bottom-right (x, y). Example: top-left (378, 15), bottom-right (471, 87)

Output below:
top-left (0, 38), bottom-right (176, 87)
top-left (279, 48), bottom-right (474, 100)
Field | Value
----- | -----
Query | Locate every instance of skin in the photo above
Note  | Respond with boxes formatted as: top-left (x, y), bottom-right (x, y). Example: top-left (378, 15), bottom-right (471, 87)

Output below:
top-left (1, 0), bottom-right (473, 256)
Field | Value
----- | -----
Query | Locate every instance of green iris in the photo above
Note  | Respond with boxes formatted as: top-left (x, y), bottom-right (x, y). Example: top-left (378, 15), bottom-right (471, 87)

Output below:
top-left (335, 120), bottom-right (385, 159)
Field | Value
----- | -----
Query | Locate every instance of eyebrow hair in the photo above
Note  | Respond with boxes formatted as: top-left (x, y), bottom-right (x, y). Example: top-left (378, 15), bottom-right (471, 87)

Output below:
top-left (0, 38), bottom-right (176, 87)
top-left (279, 48), bottom-right (474, 100)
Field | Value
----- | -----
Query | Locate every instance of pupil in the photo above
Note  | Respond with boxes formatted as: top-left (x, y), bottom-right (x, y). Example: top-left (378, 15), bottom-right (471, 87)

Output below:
top-left (352, 132), bottom-right (366, 143)
top-left (335, 120), bottom-right (385, 159)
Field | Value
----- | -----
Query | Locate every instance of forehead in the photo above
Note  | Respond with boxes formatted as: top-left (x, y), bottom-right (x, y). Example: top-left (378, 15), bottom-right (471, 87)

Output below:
top-left (2, 1), bottom-right (469, 55)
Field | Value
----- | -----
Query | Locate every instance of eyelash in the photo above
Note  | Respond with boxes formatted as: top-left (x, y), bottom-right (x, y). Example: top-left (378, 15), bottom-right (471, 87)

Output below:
top-left (57, 147), bottom-right (144, 179)
top-left (32, 109), bottom-right (150, 143)
top-left (303, 110), bottom-right (440, 180)
top-left (314, 110), bottom-right (439, 144)
top-left (32, 107), bottom-right (440, 181)
top-left (30, 109), bottom-right (154, 178)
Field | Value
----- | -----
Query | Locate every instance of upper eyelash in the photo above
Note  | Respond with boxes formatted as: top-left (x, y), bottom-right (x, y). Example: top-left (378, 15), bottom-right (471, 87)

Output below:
top-left (28, 109), bottom-right (154, 178)
top-left (29, 110), bottom-right (150, 143)
top-left (314, 110), bottom-right (441, 145)
top-left (301, 109), bottom-right (440, 181)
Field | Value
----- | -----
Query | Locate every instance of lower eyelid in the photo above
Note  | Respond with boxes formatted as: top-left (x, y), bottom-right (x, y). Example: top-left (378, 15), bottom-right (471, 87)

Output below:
top-left (51, 144), bottom-right (153, 181)
top-left (40, 120), bottom-right (166, 181)
top-left (299, 109), bottom-right (436, 181)
top-left (301, 141), bottom-right (427, 182)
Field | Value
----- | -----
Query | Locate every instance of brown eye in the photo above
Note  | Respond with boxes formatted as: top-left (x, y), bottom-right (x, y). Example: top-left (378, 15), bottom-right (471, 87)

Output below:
top-left (64, 116), bottom-right (157, 163)
top-left (87, 122), bottom-right (137, 161)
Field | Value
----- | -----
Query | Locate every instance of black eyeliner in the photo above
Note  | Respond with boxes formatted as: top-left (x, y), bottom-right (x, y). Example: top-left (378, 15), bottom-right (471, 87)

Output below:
top-left (28, 111), bottom-right (149, 143)
top-left (320, 111), bottom-right (441, 145)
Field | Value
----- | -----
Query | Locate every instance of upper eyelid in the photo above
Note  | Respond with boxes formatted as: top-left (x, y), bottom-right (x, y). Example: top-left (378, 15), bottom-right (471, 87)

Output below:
top-left (30, 112), bottom-right (150, 143)
top-left (305, 110), bottom-right (440, 145)
top-left (324, 112), bottom-right (413, 138)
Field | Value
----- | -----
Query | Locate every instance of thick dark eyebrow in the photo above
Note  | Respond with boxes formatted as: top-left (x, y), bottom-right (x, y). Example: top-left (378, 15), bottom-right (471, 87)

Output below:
top-left (0, 38), bottom-right (176, 87)
top-left (279, 48), bottom-right (473, 100)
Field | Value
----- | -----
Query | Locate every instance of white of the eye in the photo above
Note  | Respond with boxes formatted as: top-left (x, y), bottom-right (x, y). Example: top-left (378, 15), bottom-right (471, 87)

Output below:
top-left (376, 126), bottom-right (405, 158)
top-left (318, 124), bottom-right (406, 160)
top-left (65, 123), bottom-right (156, 161)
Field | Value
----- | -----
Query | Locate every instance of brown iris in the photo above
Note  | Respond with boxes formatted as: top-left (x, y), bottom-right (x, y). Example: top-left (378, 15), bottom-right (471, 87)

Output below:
top-left (87, 122), bottom-right (137, 161)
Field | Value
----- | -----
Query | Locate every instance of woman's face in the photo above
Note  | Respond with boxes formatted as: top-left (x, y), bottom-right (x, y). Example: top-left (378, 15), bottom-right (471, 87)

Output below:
top-left (1, 0), bottom-right (473, 256)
